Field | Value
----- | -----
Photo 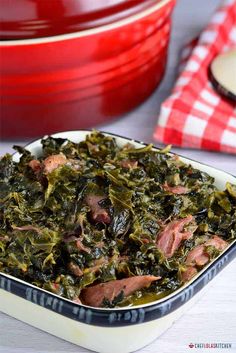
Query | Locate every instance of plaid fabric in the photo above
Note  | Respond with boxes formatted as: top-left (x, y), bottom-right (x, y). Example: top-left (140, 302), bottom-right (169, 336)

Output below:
top-left (154, 0), bottom-right (236, 154)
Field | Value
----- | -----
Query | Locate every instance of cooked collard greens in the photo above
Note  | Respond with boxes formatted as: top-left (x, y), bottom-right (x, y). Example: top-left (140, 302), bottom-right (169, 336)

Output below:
top-left (0, 131), bottom-right (235, 307)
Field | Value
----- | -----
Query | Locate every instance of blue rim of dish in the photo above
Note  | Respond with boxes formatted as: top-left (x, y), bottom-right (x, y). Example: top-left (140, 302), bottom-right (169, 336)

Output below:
top-left (0, 130), bottom-right (235, 327)
top-left (0, 245), bottom-right (235, 327)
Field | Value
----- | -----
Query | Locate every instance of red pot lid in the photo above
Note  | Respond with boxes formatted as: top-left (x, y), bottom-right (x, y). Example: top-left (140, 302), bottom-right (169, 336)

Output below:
top-left (0, 0), bottom-right (163, 40)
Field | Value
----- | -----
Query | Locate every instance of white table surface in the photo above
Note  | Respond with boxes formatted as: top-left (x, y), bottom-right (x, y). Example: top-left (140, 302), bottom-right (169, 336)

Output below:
top-left (0, 1), bottom-right (236, 352)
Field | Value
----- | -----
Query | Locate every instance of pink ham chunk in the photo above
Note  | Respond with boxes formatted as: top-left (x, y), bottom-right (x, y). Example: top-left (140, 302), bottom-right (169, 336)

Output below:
top-left (181, 235), bottom-right (228, 283)
top-left (85, 195), bottom-right (111, 224)
top-left (73, 298), bottom-right (82, 304)
top-left (76, 239), bottom-right (91, 254)
top-left (156, 215), bottom-right (194, 258)
top-left (120, 160), bottom-right (138, 169)
top-left (12, 225), bottom-right (41, 233)
top-left (186, 235), bottom-right (228, 267)
top-left (43, 154), bottom-right (67, 174)
top-left (63, 234), bottom-right (91, 253)
top-left (163, 182), bottom-right (189, 194)
top-left (68, 261), bottom-right (83, 277)
top-left (185, 245), bottom-right (209, 267)
top-left (28, 159), bottom-right (41, 173)
top-left (81, 275), bottom-right (160, 307)
top-left (206, 235), bottom-right (228, 251)
top-left (181, 266), bottom-right (198, 282)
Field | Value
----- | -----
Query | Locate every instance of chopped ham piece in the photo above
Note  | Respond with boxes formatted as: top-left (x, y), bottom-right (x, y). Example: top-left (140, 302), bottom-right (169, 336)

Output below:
top-left (85, 194), bottom-right (111, 224)
top-left (81, 275), bottom-right (160, 307)
top-left (181, 235), bottom-right (228, 283)
top-left (186, 245), bottom-right (209, 267)
top-left (120, 160), bottom-right (138, 169)
top-left (68, 261), bottom-right (83, 277)
top-left (28, 159), bottom-right (41, 173)
top-left (181, 266), bottom-right (198, 282)
top-left (186, 235), bottom-right (228, 267)
top-left (43, 154), bottom-right (67, 174)
top-left (142, 237), bottom-right (151, 244)
top-left (12, 225), bottom-right (41, 233)
top-left (52, 283), bottom-right (60, 291)
top-left (63, 233), bottom-right (91, 253)
top-left (73, 298), bottom-right (82, 304)
top-left (205, 235), bottom-right (228, 251)
top-left (76, 240), bottom-right (91, 254)
top-left (163, 182), bottom-right (189, 194)
top-left (156, 215), bottom-right (194, 258)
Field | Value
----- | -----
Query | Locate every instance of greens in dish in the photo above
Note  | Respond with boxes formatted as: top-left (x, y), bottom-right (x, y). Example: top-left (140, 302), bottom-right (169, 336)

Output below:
top-left (0, 131), bottom-right (235, 308)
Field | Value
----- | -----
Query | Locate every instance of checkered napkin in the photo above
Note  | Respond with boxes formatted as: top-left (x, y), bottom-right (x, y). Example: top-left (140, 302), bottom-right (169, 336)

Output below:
top-left (154, 0), bottom-right (236, 154)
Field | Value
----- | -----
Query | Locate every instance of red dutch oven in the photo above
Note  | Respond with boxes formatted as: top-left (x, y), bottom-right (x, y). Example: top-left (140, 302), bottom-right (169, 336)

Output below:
top-left (0, 0), bottom-right (176, 139)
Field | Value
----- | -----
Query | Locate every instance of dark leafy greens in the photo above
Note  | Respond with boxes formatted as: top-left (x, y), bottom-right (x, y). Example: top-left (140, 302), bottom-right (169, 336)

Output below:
top-left (0, 131), bottom-right (235, 307)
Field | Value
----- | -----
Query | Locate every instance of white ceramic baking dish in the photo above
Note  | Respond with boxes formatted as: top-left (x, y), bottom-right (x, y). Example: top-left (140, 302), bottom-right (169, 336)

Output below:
top-left (0, 130), bottom-right (235, 353)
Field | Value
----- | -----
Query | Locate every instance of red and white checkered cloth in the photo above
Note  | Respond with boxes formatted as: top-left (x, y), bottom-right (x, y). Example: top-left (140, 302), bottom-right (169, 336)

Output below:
top-left (154, 0), bottom-right (236, 154)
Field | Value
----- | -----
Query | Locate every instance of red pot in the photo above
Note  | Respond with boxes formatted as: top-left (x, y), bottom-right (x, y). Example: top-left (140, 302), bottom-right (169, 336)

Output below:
top-left (0, 0), bottom-right (176, 139)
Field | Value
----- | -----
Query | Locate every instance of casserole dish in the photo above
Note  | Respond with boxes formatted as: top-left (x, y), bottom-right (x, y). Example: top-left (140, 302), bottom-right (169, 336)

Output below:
top-left (0, 0), bottom-right (175, 139)
top-left (0, 130), bottom-right (235, 353)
